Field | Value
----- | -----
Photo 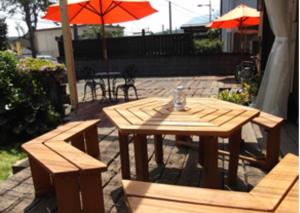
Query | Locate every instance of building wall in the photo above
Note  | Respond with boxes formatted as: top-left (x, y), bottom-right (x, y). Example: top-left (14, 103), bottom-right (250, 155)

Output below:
top-left (35, 26), bottom-right (122, 58)
top-left (221, 0), bottom-right (257, 52)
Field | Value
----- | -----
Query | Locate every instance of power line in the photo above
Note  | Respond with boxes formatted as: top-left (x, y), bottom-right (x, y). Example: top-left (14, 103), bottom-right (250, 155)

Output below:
top-left (165, 0), bottom-right (202, 16)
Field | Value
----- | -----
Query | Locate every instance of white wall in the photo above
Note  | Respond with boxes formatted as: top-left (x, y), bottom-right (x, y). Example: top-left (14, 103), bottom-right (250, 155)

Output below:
top-left (34, 25), bottom-right (122, 58)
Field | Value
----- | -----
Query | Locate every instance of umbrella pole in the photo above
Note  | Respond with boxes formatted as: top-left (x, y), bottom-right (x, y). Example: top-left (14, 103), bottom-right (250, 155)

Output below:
top-left (59, 0), bottom-right (78, 109)
top-left (100, 23), bottom-right (112, 101)
top-left (99, 0), bottom-right (112, 101)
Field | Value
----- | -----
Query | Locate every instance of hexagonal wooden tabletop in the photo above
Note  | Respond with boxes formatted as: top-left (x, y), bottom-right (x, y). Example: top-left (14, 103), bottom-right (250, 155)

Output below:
top-left (103, 97), bottom-right (260, 137)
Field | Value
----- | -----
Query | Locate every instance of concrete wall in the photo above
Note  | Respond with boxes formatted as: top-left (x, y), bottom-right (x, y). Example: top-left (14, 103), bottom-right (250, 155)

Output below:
top-left (73, 54), bottom-right (242, 78)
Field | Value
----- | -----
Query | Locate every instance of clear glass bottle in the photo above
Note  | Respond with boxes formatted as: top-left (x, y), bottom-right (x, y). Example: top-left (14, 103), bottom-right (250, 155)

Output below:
top-left (173, 85), bottom-right (186, 111)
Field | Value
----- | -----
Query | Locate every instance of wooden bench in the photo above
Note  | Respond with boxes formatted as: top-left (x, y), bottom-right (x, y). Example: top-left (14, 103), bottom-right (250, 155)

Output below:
top-left (123, 153), bottom-right (298, 213)
top-left (251, 111), bottom-right (284, 170)
top-left (22, 119), bottom-right (107, 213)
top-left (26, 119), bottom-right (101, 157)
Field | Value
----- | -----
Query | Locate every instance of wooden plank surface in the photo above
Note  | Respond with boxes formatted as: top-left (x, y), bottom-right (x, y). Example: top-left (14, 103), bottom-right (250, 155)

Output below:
top-left (51, 119), bottom-right (100, 141)
top-left (45, 141), bottom-right (106, 173)
top-left (122, 180), bottom-right (268, 211)
top-left (252, 112), bottom-right (284, 129)
top-left (250, 153), bottom-right (299, 210)
top-left (22, 143), bottom-right (79, 175)
top-left (104, 97), bottom-right (260, 137)
top-left (275, 180), bottom-right (298, 213)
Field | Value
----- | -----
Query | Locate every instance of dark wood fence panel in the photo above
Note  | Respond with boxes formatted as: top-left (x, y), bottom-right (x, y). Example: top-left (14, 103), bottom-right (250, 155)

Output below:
top-left (58, 33), bottom-right (197, 59)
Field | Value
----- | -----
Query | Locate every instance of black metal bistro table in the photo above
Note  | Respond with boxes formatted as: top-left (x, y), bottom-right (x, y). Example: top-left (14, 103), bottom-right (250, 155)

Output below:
top-left (95, 72), bottom-right (120, 101)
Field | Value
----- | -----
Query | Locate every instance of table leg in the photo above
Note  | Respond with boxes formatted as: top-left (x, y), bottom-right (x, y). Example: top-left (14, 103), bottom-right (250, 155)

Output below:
top-left (118, 131), bottom-right (130, 179)
top-left (265, 126), bottom-right (280, 171)
top-left (107, 73), bottom-right (112, 100)
top-left (228, 128), bottom-right (242, 186)
top-left (133, 134), bottom-right (149, 181)
top-left (198, 136), bottom-right (204, 166)
top-left (154, 135), bottom-right (163, 164)
top-left (201, 136), bottom-right (220, 189)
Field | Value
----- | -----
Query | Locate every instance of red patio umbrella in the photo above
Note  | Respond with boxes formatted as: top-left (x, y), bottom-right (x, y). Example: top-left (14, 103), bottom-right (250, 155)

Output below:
top-left (207, 4), bottom-right (260, 29)
top-left (207, 4), bottom-right (260, 53)
top-left (43, 0), bottom-right (157, 100)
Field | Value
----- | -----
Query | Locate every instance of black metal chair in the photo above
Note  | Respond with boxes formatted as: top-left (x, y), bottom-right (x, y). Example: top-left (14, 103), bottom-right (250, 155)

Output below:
top-left (81, 66), bottom-right (106, 101)
top-left (114, 64), bottom-right (138, 101)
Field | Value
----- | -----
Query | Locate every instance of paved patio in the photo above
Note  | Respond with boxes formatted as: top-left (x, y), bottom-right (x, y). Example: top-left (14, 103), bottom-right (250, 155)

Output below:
top-left (0, 76), bottom-right (298, 212)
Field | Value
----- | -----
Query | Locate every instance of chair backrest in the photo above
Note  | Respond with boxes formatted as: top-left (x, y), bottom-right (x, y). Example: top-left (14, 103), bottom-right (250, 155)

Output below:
top-left (81, 66), bottom-right (96, 81)
top-left (122, 64), bottom-right (137, 85)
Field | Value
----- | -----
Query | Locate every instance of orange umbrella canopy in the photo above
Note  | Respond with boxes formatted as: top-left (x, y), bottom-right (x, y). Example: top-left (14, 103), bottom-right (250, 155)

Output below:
top-left (208, 4), bottom-right (260, 29)
top-left (43, 0), bottom-right (157, 24)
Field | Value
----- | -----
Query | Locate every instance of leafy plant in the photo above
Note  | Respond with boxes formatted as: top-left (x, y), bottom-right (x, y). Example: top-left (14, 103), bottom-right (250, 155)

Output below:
top-left (0, 51), bottom-right (61, 144)
top-left (194, 38), bottom-right (223, 54)
top-left (218, 83), bottom-right (257, 105)
top-left (18, 57), bottom-right (65, 72)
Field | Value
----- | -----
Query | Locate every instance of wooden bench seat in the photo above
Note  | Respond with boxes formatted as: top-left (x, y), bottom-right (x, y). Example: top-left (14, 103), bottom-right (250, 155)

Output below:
top-left (22, 119), bottom-right (107, 213)
top-left (123, 153), bottom-right (298, 213)
top-left (27, 119), bottom-right (101, 157)
top-left (22, 143), bottom-right (82, 213)
top-left (251, 111), bottom-right (284, 170)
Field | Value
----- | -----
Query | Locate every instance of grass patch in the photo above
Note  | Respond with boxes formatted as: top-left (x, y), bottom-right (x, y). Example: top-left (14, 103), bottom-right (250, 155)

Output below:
top-left (0, 145), bottom-right (26, 182)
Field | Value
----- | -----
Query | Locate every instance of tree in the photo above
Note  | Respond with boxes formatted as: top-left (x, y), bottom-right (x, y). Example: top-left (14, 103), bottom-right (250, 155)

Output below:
top-left (0, 18), bottom-right (8, 50)
top-left (1, 0), bottom-right (51, 57)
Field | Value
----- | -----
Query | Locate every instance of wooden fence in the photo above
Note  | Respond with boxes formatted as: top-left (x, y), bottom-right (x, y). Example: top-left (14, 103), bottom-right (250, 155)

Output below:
top-left (58, 33), bottom-right (206, 59)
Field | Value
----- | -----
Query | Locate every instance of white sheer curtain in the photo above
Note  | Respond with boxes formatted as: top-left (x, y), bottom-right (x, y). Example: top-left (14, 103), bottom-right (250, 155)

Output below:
top-left (254, 0), bottom-right (295, 118)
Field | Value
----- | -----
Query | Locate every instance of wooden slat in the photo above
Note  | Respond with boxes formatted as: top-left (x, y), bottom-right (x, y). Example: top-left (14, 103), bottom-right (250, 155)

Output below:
top-left (250, 153), bottom-right (299, 211)
top-left (252, 112), bottom-right (284, 129)
top-left (45, 141), bottom-right (106, 173)
top-left (22, 143), bottom-right (78, 174)
top-left (221, 110), bottom-right (260, 135)
top-left (126, 196), bottom-right (264, 213)
top-left (275, 180), bottom-right (298, 213)
top-left (51, 119), bottom-right (100, 141)
top-left (26, 121), bottom-right (82, 144)
top-left (103, 108), bottom-right (131, 128)
top-left (123, 180), bottom-right (268, 211)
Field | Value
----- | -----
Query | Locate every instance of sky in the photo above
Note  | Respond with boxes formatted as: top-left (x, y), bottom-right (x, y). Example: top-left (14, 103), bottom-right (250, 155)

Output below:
top-left (0, 0), bottom-right (220, 37)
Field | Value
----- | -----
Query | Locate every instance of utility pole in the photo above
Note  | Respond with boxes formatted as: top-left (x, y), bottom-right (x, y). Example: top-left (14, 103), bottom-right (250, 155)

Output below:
top-left (198, 0), bottom-right (212, 22)
top-left (168, 1), bottom-right (172, 33)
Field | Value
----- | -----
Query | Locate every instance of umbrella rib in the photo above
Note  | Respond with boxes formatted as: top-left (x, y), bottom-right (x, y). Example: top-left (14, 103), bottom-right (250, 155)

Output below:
top-left (80, 2), bottom-right (102, 16)
top-left (69, 2), bottom-right (91, 22)
top-left (116, 3), bottom-right (139, 20)
top-left (103, 2), bottom-right (121, 15)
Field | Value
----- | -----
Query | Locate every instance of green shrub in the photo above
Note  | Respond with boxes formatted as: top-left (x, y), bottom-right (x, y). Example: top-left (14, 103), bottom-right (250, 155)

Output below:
top-left (18, 57), bottom-right (65, 73)
top-left (18, 57), bottom-right (67, 116)
top-left (218, 83), bottom-right (255, 105)
top-left (0, 51), bottom-right (61, 144)
top-left (194, 39), bottom-right (223, 54)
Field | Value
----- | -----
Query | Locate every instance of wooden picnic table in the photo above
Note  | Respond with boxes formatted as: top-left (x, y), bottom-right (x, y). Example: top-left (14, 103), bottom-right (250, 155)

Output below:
top-left (103, 97), bottom-right (260, 188)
